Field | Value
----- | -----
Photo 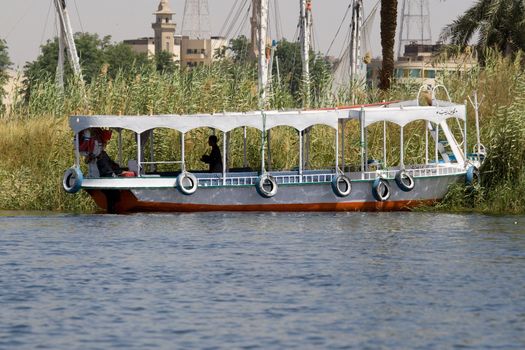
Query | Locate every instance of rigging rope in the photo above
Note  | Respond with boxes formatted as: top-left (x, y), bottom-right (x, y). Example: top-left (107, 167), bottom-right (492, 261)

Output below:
top-left (5, 0), bottom-right (34, 40)
top-left (40, 0), bottom-right (54, 46)
top-left (232, 5), bottom-right (251, 41)
top-left (224, 0), bottom-right (250, 39)
top-left (219, 0), bottom-right (242, 37)
top-left (72, 0), bottom-right (84, 33)
top-left (326, 2), bottom-right (352, 56)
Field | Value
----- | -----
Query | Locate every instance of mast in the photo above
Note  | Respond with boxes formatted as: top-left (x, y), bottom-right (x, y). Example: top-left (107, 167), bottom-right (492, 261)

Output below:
top-left (349, 0), bottom-right (363, 83)
top-left (258, 0), bottom-right (269, 107)
top-left (54, 0), bottom-right (83, 87)
top-left (299, 0), bottom-right (312, 107)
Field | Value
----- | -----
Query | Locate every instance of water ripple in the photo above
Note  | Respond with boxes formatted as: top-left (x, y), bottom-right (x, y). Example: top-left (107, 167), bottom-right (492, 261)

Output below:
top-left (0, 212), bottom-right (524, 349)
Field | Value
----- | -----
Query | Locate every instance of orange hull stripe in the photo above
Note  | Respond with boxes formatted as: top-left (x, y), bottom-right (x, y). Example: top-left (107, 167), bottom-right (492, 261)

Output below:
top-left (88, 190), bottom-right (436, 213)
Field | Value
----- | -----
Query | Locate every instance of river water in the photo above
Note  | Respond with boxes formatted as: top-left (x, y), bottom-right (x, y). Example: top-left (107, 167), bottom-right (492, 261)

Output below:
top-left (0, 212), bottom-right (524, 349)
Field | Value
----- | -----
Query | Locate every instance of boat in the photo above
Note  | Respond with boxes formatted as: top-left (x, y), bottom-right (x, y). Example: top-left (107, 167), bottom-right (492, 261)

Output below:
top-left (62, 84), bottom-right (483, 213)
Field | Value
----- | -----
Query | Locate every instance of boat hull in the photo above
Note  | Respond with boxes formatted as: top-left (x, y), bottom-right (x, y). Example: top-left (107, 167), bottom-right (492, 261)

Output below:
top-left (86, 174), bottom-right (462, 213)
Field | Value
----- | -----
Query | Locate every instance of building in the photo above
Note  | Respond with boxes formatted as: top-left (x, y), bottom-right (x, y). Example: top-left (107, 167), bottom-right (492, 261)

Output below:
top-left (123, 37), bottom-right (156, 58)
top-left (367, 43), bottom-right (477, 87)
top-left (180, 36), bottom-right (228, 68)
top-left (124, 0), bottom-right (227, 68)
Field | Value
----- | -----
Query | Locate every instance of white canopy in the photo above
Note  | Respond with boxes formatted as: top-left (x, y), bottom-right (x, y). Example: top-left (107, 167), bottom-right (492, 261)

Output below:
top-left (69, 109), bottom-right (349, 134)
top-left (69, 101), bottom-right (466, 134)
top-left (347, 104), bottom-right (466, 128)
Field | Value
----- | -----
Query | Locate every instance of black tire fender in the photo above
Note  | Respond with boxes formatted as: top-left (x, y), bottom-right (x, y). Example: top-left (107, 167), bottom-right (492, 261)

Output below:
top-left (256, 173), bottom-right (278, 198)
top-left (63, 167), bottom-right (83, 194)
top-left (331, 174), bottom-right (352, 197)
top-left (372, 177), bottom-right (391, 202)
top-left (395, 170), bottom-right (415, 192)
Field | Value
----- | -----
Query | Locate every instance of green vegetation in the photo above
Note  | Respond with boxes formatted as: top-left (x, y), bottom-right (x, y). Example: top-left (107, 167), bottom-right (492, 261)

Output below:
top-left (24, 33), bottom-right (150, 93)
top-left (0, 47), bottom-right (524, 213)
top-left (433, 51), bottom-right (525, 214)
top-left (0, 39), bottom-right (12, 113)
top-left (441, 0), bottom-right (525, 62)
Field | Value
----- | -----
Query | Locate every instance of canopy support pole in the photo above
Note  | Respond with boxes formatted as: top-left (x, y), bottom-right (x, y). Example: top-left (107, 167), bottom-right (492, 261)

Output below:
top-left (425, 121), bottom-right (429, 165)
top-left (383, 121), bottom-right (387, 168)
top-left (243, 126), bottom-right (247, 168)
top-left (137, 133), bottom-right (142, 177)
top-left (335, 124), bottom-right (339, 172)
top-left (149, 130), bottom-right (155, 173)
top-left (223, 132), bottom-right (227, 185)
top-left (400, 126), bottom-right (405, 169)
top-left (181, 133), bottom-right (185, 172)
top-left (341, 120), bottom-right (346, 172)
top-left (299, 130), bottom-right (303, 182)
top-left (267, 130), bottom-right (272, 171)
top-left (261, 130), bottom-right (266, 173)
top-left (463, 102), bottom-right (468, 166)
top-left (74, 132), bottom-right (80, 168)
top-left (359, 108), bottom-right (365, 177)
top-left (118, 129), bottom-right (123, 166)
top-left (435, 123), bottom-right (439, 164)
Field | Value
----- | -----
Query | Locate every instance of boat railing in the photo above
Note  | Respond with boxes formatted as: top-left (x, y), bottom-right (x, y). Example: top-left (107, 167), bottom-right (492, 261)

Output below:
top-left (114, 164), bottom-right (465, 187)
top-left (196, 164), bottom-right (465, 187)
top-left (196, 172), bottom-right (337, 187)
top-left (360, 164), bottom-right (465, 180)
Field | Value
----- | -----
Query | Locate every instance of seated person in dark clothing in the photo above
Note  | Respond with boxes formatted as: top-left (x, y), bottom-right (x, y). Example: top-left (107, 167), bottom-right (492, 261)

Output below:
top-left (200, 135), bottom-right (223, 173)
top-left (97, 150), bottom-right (124, 177)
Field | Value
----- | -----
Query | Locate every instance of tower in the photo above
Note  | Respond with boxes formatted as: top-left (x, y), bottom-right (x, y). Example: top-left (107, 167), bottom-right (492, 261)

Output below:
top-left (397, 0), bottom-right (432, 58)
top-left (182, 0), bottom-right (211, 39)
top-left (152, 0), bottom-right (176, 55)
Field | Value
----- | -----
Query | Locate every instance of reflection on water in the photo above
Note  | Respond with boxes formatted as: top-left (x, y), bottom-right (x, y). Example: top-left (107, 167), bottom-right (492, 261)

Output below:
top-left (0, 212), bottom-right (524, 349)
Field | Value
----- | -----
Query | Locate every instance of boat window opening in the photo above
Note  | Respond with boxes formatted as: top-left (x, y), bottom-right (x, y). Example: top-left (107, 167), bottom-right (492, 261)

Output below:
top-left (267, 126), bottom-right (300, 172)
top-left (340, 119), bottom-right (360, 173)
top-left (226, 127), bottom-right (261, 173)
top-left (299, 125), bottom-right (338, 171)
top-left (401, 120), bottom-right (427, 166)
top-left (365, 121), bottom-right (436, 169)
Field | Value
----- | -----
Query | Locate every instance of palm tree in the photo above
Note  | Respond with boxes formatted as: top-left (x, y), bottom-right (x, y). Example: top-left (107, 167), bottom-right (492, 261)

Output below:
top-left (379, 0), bottom-right (398, 90)
top-left (440, 0), bottom-right (525, 57)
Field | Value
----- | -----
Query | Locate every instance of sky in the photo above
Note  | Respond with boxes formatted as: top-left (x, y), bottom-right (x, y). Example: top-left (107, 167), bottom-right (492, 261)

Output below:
top-left (0, 0), bottom-right (476, 69)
